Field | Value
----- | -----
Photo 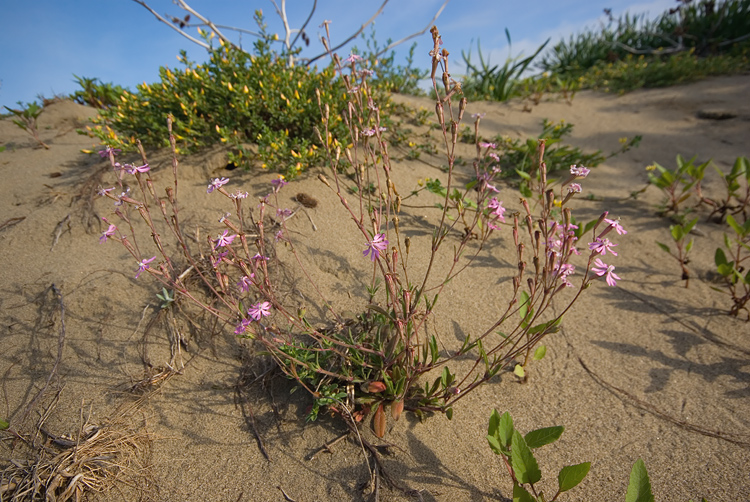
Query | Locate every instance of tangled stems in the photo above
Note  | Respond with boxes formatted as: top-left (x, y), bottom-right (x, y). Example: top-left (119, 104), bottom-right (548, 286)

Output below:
top-left (97, 26), bottom-right (626, 433)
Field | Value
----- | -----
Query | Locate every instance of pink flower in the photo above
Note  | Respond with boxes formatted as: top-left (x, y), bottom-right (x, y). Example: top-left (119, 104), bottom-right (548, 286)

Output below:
top-left (135, 256), bottom-right (156, 278)
top-left (125, 163), bottom-right (150, 174)
top-left (207, 177), bottom-right (229, 193)
top-left (237, 275), bottom-right (254, 293)
top-left (588, 237), bottom-right (618, 256)
top-left (97, 186), bottom-right (115, 196)
top-left (234, 318), bottom-right (251, 335)
top-left (99, 224), bottom-right (117, 243)
top-left (362, 126), bottom-right (387, 137)
top-left (343, 53), bottom-right (363, 64)
top-left (248, 301), bottom-right (271, 321)
top-left (211, 251), bottom-right (228, 268)
top-left (489, 152), bottom-right (500, 162)
top-left (271, 176), bottom-right (288, 193)
top-left (567, 183), bottom-right (582, 194)
top-left (363, 233), bottom-right (388, 261)
top-left (591, 258), bottom-right (621, 286)
top-left (98, 147), bottom-right (121, 158)
top-left (213, 230), bottom-right (237, 249)
top-left (604, 218), bottom-right (627, 235)
top-left (570, 165), bottom-right (590, 178)
top-left (230, 191), bottom-right (248, 199)
top-left (487, 198), bottom-right (506, 222)
top-left (479, 141), bottom-right (497, 149)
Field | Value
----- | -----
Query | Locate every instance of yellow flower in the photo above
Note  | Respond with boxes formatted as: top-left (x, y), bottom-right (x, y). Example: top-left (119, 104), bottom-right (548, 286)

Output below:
top-left (646, 164), bottom-right (657, 171)
top-left (619, 137), bottom-right (628, 145)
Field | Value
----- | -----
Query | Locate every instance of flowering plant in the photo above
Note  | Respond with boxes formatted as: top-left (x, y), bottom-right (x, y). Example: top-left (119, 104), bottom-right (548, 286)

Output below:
top-left (96, 26), bottom-right (625, 439)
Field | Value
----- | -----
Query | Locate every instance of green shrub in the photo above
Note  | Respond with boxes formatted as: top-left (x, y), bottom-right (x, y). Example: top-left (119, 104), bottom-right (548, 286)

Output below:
top-left (83, 22), bottom-right (350, 178)
top-left (540, 0), bottom-right (750, 76)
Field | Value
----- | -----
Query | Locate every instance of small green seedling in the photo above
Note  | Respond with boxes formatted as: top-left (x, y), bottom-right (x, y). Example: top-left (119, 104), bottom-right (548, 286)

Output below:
top-left (156, 287), bottom-right (175, 309)
top-left (4, 101), bottom-right (49, 149)
top-left (656, 217), bottom-right (698, 287)
top-left (487, 410), bottom-right (589, 501)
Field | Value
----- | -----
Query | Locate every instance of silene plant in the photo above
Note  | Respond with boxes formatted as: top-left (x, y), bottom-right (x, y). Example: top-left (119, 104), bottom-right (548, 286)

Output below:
top-left (96, 26), bottom-right (624, 438)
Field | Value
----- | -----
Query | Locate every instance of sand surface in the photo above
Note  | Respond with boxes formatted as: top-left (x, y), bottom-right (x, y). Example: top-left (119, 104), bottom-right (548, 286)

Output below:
top-left (1, 76), bottom-right (750, 501)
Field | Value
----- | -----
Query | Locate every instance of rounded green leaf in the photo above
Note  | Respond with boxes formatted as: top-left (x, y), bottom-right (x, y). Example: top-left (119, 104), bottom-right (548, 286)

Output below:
top-left (524, 426), bottom-right (564, 449)
top-left (533, 345), bottom-right (547, 361)
top-left (0, 417), bottom-right (8, 430)
top-left (557, 462), bottom-right (590, 492)
top-left (514, 364), bottom-right (525, 379)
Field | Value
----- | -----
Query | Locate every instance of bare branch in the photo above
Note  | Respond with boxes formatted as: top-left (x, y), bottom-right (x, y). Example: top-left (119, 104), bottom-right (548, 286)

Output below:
top-left (174, 0), bottom-right (238, 49)
top-left (373, 0), bottom-right (450, 59)
top-left (130, 0), bottom-right (211, 50)
top-left (304, 0), bottom-right (391, 66)
top-left (289, 0), bottom-right (318, 51)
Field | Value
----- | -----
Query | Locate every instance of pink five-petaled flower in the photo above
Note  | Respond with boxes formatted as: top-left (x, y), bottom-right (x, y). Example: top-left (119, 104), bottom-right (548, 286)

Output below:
top-left (237, 274), bottom-right (254, 293)
top-left (362, 126), bottom-right (387, 137)
top-left (591, 258), bottom-right (621, 286)
top-left (248, 301), bottom-right (271, 321)
top-left (478, 141), bottom-right (497, 149)
top-left (570, 165), bottom-right (591, 178)
top-left (99, 224), bottom-right (117, 244)
top-left (363, 233), bottom-right (388, 262)
top-left (97, 186), bottom-right (115, 197)
top-left (604, 217), bottom-right (627, 235)
top-left (213, 230), bottom-right (237, 249)
top-left (207, 177), bottom-right (229, 194)
top-left (487, 198), bottom-right (506, 222)
top-left (271, 176), bottom-right (287, 193)
top-left (135, 256), bottom-right (156, 278)
top-left (588, 237), bottom-right (618, 256)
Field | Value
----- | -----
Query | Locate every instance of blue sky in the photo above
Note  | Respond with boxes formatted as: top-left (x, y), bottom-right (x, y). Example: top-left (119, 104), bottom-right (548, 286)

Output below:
top-left (1, 0), bottom-right (674, 110)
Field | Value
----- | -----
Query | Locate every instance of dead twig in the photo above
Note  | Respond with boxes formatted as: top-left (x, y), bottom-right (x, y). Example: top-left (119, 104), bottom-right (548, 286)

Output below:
top-left (50, 214), bottom-right (71, 251)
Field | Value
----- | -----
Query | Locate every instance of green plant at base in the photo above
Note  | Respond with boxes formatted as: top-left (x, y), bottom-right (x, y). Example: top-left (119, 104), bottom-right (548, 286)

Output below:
top-left (81, 11), bottom-right (349, 178)
top-left (487, 410), bottom-right (590, 501)
top-left (4, 101), bottom-right (49, 149)
top-left (656, 217), bottom-right (698, 287)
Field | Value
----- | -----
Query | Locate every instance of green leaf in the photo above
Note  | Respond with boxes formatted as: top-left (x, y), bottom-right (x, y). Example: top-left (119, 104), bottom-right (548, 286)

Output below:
top-left (557, 462), bottom-right (590, 492)
top-left (445, 407), bottom-right (454, 420)
top-left (533, 345), bottom-right (546, 361)
top-left (625, 459), bottom-right (655, 502)
top-left (513, 483), bottom-right (536, 502)
top-left (497, 411), bottom-right (514, 448)
top-left (429, 335), bottom-right (439, 364)
top-left (670, 225), bottom-right (684, 242)
top-left (726, 214), bottom-right (743, 237)
top-left (683, 217), bottom-right (699, 234)
top-left (717, 263), bottom-right (734, 277)
top-left (514, 364), bottom-right (525, 379)
top-left (511, 430), bottom-right (542, 485)
top-left (524, 426), bottom-right (564, 448)
top-left (0, 417), bottom-right (8, 430)
top-left (519, 291), bottom-right (530, 320)
top-left (656, 242), bottom-right (671, 254)
top-left (714, 247), bottom-right (728, 266)
top-left (487, 434), bottom-right (505, 455)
